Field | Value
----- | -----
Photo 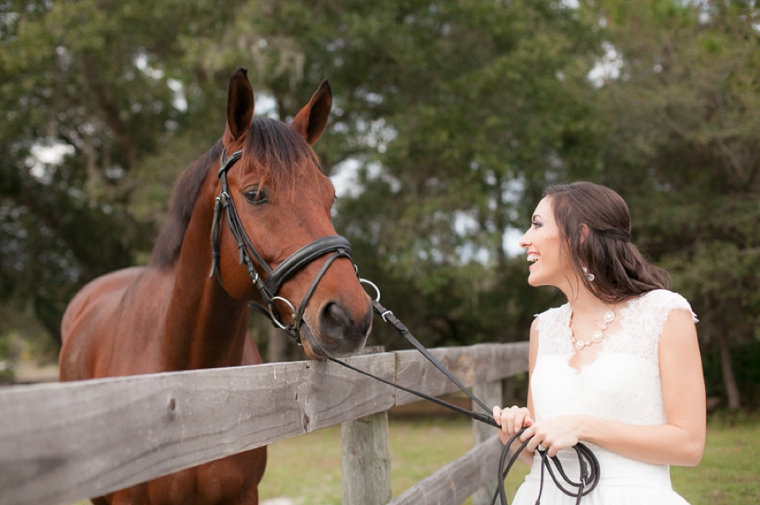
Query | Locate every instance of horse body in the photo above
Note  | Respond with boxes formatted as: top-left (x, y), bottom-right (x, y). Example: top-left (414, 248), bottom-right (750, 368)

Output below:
top-left (59, 69), bottom-right (372, 504)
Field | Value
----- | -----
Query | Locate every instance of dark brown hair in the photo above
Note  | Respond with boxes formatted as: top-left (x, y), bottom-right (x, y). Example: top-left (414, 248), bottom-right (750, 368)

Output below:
top-left (544, 181), bottom-right (669, 303)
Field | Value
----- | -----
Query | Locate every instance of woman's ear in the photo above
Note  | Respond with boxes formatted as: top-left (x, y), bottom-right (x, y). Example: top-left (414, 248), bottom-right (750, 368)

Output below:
top-left (579, 223), bottom-right (590, 244)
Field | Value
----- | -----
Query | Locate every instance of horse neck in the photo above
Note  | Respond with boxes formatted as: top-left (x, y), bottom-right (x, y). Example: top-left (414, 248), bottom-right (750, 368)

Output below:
top-left (162, 169), bottom-right (251, 371)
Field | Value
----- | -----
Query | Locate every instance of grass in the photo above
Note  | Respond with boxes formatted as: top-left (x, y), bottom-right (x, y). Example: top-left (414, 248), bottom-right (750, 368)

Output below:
top-left (260, 416), bottom-right (760, 505)
top-left (69, 415), bottom-right (760, 505)
top-left (672, 416), bottom-right (760, 505)
top-left (257, 416), bottom-right (528, 505)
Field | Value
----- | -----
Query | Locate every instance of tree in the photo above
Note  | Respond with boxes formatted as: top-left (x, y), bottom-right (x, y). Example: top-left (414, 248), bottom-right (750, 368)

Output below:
top-left (5, 0), bottom-right (759, 412)
top-left (207, 0), bottom-right (604, 347)
top-left (593, 0), bottom-right (760, 409)
top-left (0, 0), bottom-right (244, 342)
top-left (0, 0), bottom-right (604, 353)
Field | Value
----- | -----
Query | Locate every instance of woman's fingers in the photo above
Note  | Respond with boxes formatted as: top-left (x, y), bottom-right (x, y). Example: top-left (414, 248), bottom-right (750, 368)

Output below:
top-left (514, 410), bottom-right (523, 429)
top-left (493, 405), bottom-right (533, 435)
top-left (492, 406), bottom-right (503, 426)
top-left (521, 417), bottom-right (580, 457)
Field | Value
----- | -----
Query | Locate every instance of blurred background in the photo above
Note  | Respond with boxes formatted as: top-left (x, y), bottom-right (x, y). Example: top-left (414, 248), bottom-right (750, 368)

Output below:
top-left (1, 0), bottom-right (759, 415)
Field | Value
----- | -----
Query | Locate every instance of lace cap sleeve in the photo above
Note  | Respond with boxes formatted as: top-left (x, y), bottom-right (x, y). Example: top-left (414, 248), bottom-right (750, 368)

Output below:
top-left (635, 290), bottom-right (698, 345)
top-left (612, 290), bottom-right (697, 365)
top-left (648, 289), bottom-right (698, 323)
top-left (534, 303), bottom-right (571, 358)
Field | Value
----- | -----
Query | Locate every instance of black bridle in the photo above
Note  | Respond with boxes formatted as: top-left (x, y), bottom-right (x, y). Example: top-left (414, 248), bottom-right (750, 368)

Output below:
top-left (209, 148), bottom-right (600, 504)
top-left (209, 149), bottom-right (354, 343)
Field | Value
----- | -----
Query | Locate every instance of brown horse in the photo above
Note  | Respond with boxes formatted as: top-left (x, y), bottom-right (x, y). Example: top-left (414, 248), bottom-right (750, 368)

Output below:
top-left (59, 68), bottom-right (373, 505)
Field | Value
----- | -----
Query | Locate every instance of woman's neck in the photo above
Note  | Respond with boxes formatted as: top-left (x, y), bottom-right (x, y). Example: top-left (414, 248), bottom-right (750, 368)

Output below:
top-left (564, 284), bottom-right (613, 316)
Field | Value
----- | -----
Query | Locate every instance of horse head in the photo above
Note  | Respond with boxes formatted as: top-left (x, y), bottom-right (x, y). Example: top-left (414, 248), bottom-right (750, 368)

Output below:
top-left (213, 68), bottom-right (372, 359)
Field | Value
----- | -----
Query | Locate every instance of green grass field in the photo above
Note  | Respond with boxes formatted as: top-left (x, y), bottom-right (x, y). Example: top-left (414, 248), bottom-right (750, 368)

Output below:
top-left (69, 415), bottom-right (759, 505)
top-left (672, 417), bottom-right (760, 505)
top-left (258, 416), bottom-right (760, 505)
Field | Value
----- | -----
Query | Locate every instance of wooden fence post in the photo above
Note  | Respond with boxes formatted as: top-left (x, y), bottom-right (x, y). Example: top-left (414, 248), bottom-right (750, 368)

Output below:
top-left (341, 347), bottom-right (392, 505)
top-left (472, 380), bottom-right (502, 505)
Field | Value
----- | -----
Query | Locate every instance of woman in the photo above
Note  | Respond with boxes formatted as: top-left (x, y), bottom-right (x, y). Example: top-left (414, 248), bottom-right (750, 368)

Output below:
top-left (493, 182), bottom-right (705, 504)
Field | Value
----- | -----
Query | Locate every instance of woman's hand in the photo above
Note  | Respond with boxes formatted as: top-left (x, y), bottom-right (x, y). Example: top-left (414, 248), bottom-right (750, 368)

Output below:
top-left (493, 405), bottom-right (534, 445)
top-left (519, 415), bottom-right (584, 458)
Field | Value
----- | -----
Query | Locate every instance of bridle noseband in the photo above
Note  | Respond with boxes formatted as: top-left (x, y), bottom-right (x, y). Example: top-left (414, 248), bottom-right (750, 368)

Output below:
top-left (209, 149), bottom-right (355, 343)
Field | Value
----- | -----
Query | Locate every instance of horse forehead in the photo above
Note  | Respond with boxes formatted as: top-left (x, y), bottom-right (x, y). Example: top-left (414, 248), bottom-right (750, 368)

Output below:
top-left (236, 160), bottom-right (332, 196)
top-left (284, 180), bottom-right (335, 210)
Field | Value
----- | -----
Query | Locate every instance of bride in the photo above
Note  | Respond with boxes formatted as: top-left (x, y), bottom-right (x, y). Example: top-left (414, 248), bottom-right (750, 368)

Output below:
top-left (493, 182), bottom-right (705, 504)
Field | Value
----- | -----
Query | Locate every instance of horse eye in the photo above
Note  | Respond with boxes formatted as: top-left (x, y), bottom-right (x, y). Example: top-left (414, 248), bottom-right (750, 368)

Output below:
top-left (243, 188), bottom-right (268, 205)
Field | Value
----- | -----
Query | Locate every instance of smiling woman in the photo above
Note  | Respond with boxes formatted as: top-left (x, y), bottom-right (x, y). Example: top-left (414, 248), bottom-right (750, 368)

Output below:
top-left (493, 182), bottom-right (705, 505)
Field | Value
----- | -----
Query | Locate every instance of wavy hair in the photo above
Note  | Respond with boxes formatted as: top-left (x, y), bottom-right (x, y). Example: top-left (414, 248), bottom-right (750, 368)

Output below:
top-left (544, 182), bottom-right (669, 303)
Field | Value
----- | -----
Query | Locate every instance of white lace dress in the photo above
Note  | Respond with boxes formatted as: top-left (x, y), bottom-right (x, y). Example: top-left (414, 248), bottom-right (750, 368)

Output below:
top-left (511, 289), bottom-right (697, 505)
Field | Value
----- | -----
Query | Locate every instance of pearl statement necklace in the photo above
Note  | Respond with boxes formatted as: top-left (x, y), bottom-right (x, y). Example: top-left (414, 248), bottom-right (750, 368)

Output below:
top-left (570, 307), bottom-right (616, 351)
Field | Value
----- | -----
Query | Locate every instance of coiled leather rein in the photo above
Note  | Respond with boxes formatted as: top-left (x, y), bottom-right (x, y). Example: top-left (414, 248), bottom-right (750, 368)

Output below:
top-left (329, 291), bottom-right (601, 505)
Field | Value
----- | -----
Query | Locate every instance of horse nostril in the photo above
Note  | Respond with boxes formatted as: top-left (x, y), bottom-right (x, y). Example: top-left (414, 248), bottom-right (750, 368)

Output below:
top-left (319, 302), bottom-right (350, 340)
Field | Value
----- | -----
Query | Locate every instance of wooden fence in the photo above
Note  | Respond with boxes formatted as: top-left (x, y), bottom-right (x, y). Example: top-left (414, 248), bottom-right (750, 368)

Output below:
top-left (0, 342), bottom-right (528, 505)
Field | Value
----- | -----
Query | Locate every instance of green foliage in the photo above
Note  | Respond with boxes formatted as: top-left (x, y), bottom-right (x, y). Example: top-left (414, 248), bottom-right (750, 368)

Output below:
top-left (296, 0), bottom-right (602, 347)
top-left (0, 0), bottom-right (243, 339)
top-left (591, 0), bottom-right (760, 406)
top-left (2, 0), bottom-right (759, 406)
top-left (703, 341), bottom-right (760, 410)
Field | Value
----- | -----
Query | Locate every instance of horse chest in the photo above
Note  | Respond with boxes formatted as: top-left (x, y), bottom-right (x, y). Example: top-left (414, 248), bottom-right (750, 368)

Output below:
top-left (106, 448), bottom-right (267, 505)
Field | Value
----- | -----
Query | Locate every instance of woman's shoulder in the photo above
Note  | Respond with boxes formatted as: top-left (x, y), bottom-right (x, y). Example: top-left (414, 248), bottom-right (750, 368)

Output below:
top-left (534, 303), bottom-right (571, 336)
top-left (533, 303), bottom-right (570, 354)
top-left (629, 289), bottom-right (698, 323)
top-left (534, 302), bottom-right (570, 321)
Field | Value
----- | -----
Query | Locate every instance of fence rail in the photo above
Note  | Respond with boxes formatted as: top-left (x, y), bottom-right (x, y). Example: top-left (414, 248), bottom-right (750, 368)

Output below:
top-left (0, 342), bottom-right (528, 505)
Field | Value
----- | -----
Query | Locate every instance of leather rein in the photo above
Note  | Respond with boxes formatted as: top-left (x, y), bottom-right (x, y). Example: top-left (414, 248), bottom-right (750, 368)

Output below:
top-left (209, 148), bottom-right (600, 504)
top-left (330, 291), bottom-right (600, 505)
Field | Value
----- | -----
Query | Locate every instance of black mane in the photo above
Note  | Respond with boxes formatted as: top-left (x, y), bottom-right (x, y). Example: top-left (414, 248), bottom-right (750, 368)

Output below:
top-left (149, 140), bottom-right (223, 269)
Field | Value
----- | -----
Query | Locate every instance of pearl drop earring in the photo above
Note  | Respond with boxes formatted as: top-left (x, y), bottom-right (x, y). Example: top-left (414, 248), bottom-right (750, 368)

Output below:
top-left (582, 266), bottom-right (595, 282)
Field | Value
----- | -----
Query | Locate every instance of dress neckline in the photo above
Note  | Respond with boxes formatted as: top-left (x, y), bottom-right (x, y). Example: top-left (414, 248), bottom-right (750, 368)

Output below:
top-left (561, 296), bottom-right (640, 372)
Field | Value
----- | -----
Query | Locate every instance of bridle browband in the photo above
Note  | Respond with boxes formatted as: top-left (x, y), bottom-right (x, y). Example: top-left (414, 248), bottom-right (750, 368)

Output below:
top-left (209, 148), bottom-right (354, 343)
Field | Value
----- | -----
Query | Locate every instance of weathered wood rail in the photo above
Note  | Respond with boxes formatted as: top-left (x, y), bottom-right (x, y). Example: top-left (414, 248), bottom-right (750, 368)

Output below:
top-left (0, 342), bottom-right (528, 505)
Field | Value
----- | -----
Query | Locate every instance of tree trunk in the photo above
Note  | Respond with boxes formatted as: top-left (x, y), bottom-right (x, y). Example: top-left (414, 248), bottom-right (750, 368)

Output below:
top-left (267, 326), bottom-right (289, 363)
top-left (719, 335), bottom-right (741, 411)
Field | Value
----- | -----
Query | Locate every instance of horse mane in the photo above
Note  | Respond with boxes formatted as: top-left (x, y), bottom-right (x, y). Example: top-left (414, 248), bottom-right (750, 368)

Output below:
top-left (149, 117), bottom-right (322, 269)
top-left (149, 140), bottom-right (223, 269)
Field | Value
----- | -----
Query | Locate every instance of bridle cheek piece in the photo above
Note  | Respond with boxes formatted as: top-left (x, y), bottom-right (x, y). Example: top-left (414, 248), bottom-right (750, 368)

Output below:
top-left (209, 149), bottom-right (359, 344)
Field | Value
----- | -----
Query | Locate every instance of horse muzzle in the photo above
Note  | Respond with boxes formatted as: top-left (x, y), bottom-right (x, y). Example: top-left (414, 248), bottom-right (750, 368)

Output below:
top-left (299, 300), bottom-right (373, 359)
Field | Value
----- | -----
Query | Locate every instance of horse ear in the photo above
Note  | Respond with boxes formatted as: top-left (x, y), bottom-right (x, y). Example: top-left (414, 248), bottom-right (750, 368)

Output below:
top-left (225, 68), bottom-right (254, 142)
top-left (291, 79), bottom-right (332, 145)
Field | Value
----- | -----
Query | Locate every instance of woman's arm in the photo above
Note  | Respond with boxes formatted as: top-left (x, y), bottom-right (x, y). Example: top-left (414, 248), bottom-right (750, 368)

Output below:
top-left (518, 308), bottom-right (706, 466)
top-left (493, 317), bottom-right (539, 466)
